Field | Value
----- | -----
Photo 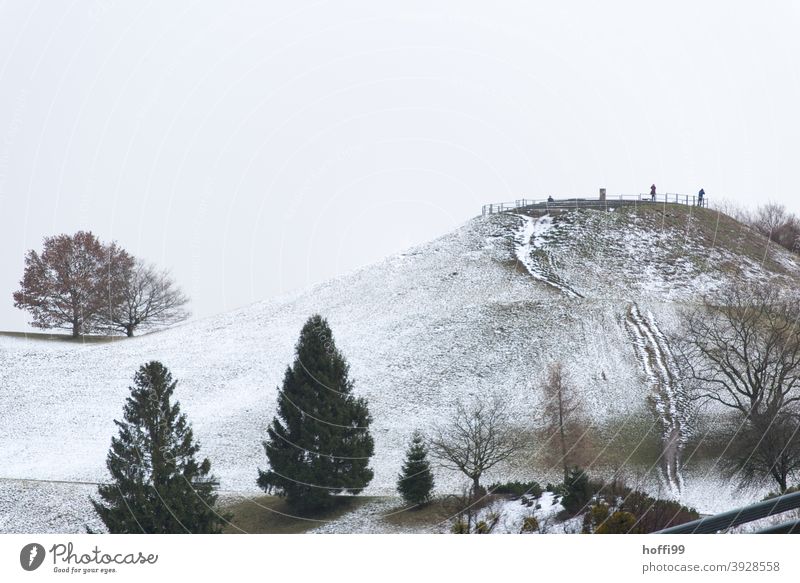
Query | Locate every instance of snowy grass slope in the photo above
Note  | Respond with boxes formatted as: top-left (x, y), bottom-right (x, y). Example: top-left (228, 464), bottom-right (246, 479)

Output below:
top-left (2, 206), bottom-right (799, 532)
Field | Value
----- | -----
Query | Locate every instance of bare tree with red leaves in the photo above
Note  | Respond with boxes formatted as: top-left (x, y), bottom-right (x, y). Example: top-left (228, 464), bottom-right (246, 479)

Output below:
top-left (12, 231), bottom-right (129, 337)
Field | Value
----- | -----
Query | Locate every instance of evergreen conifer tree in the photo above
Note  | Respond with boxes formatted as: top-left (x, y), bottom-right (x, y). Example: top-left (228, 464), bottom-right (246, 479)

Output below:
top-left (258, 315), bottom-right (374, 513)
top-left (92, 361), bottom-right (225, 533)
top-left (561, 466), bottom-right (593, 516)
top-left (397, 431), bottom-right (435, 506)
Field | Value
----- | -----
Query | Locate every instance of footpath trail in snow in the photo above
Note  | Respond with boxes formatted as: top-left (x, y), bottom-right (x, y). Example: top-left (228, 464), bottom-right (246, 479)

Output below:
top-left (307, 499), bottom-right (441, 534)
top-left (513, 214), bottom-right (583, 298)
top-left (625, 304), bottom-right (688, 492)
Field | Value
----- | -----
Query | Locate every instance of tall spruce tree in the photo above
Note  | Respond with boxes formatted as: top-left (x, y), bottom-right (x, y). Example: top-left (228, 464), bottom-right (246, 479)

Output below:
top-left (258, 315), bottom-right (374, 513)
top-left (397, 431), bottom-right (435, 506)
top-left (92, 361), bottom-right (225, 533)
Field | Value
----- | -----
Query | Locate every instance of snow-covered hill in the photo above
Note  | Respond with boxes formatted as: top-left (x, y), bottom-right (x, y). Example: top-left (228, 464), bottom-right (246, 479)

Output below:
top-left (2, 205), bottom-right (799, 532)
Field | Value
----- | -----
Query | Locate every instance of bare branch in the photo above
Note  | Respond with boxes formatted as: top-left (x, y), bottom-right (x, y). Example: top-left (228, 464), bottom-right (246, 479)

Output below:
top-left (430, 395), bottom-right (525, 495)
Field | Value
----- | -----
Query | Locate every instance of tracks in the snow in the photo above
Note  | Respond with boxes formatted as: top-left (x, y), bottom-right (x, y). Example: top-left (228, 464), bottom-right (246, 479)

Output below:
top-left (512, 214), bottom-right (687, 492)
top-left (513, 214), bottom-right (583, 298)
top-left (625, 304), bottom-right (688, 492)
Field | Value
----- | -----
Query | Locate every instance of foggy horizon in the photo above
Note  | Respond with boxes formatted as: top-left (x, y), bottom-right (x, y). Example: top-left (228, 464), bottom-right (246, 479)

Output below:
top-left (3, 1), bottom-right (800, 332)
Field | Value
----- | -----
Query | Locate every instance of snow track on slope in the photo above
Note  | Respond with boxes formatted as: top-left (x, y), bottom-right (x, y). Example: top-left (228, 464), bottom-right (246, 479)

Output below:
top-left (513, 214), bottom-right (583, 298)
top-left (625, 304), bottom-right (687, 492)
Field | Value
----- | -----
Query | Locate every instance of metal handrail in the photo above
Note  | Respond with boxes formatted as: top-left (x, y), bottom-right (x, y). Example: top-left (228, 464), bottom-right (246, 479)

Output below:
top-left (755, 519), bottom-right (800, 534)
top-left (655, 490), bottom-right (800, 534)
top-left (481, 193), bottom-right (709, 216)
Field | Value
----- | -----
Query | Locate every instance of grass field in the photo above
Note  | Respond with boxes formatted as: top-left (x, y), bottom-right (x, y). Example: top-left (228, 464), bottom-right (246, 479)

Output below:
top-left (220, 495), bottom-right (380, 534)
top-left (0, 330), bottom-right (123, 343)
top-left (219, 494), bottom-right (501, 534)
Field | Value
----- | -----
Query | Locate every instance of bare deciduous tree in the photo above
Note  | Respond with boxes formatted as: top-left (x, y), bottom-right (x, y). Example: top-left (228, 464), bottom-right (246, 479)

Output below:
top-left (541, 362), bottom-right (587, 481)
top-left (717, 200), bottom-right (800, 255)
top-left (99, 260), bottom-right (190, 337)
top-left (677, 280), bottom-right (800, 491)
top-left (430, 395), bottom-right (524, 495)
top-left (750, 203), bottom-right (800, 252)
top-left (728, 412), bottom-right (800, 493)
top-left (678, 281), bottom-right (800, 420)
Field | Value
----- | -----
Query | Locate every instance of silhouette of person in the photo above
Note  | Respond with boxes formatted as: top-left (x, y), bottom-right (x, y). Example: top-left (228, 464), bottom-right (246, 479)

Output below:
top-left (650, 184), bottom-right (656, 202)
top-left (547, 195), bottom-right (554, 203)
top-left (698, 188), bottom-right (705, 207)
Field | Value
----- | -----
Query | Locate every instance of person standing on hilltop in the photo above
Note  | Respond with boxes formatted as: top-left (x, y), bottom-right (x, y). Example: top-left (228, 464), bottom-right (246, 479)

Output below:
top-left (650, 184), bottom-right (656, 201)
top-left (698, 188), bottom-right (705, 207)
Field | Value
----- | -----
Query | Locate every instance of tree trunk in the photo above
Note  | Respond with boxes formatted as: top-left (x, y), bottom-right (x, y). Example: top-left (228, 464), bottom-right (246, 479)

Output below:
top-left (472, 475), bottom-right (482, 496)
top-left (558, 387), bottom-right (568, 482)
top-left (126, 325), bottom-right (134, 338)
top-left (776, 471), bottom-right (787, 494)
top-left (72, 320), bottom-right (80, 337)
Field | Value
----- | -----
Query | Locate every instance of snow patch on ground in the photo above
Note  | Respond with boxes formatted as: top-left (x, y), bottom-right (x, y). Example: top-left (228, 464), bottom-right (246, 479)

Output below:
top-left (0, 479), bottom-right (103, 534)
top-left (475, 492), bottom-right (568, 534)
top-left (307, 499), bottom-right (423, 534)
top-left (513, 214), bottom-right (583, 298)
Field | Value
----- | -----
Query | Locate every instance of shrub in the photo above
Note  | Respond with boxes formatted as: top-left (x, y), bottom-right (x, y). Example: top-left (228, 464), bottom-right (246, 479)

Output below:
top-left (618, 491), bottom-right (699, 533)
top-left (520, 515), bottom-right (540, 533)
top-left (582, 502), bottom-right (610, 533)
top-left (595, 511), bottom-right (637, 534)
top-left (577, 473), bottom-right (699, 533)
top-left (451, 520), bottom-right (468, 534)
top-left (488, 480), bottom-right (542, 498)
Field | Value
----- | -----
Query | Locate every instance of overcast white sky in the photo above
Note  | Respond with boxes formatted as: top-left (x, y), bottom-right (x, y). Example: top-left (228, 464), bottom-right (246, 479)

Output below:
top-left (1, 1), bottom-right (799, 331)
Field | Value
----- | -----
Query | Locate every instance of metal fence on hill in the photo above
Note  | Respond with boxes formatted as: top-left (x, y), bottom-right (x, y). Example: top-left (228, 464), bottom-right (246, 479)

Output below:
top-left (481, 193), bottom-right (709, 216)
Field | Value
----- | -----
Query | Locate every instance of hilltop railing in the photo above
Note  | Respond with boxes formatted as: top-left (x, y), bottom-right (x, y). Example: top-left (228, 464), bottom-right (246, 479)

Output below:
top-left (481, 193), bottom-right (709, 216)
